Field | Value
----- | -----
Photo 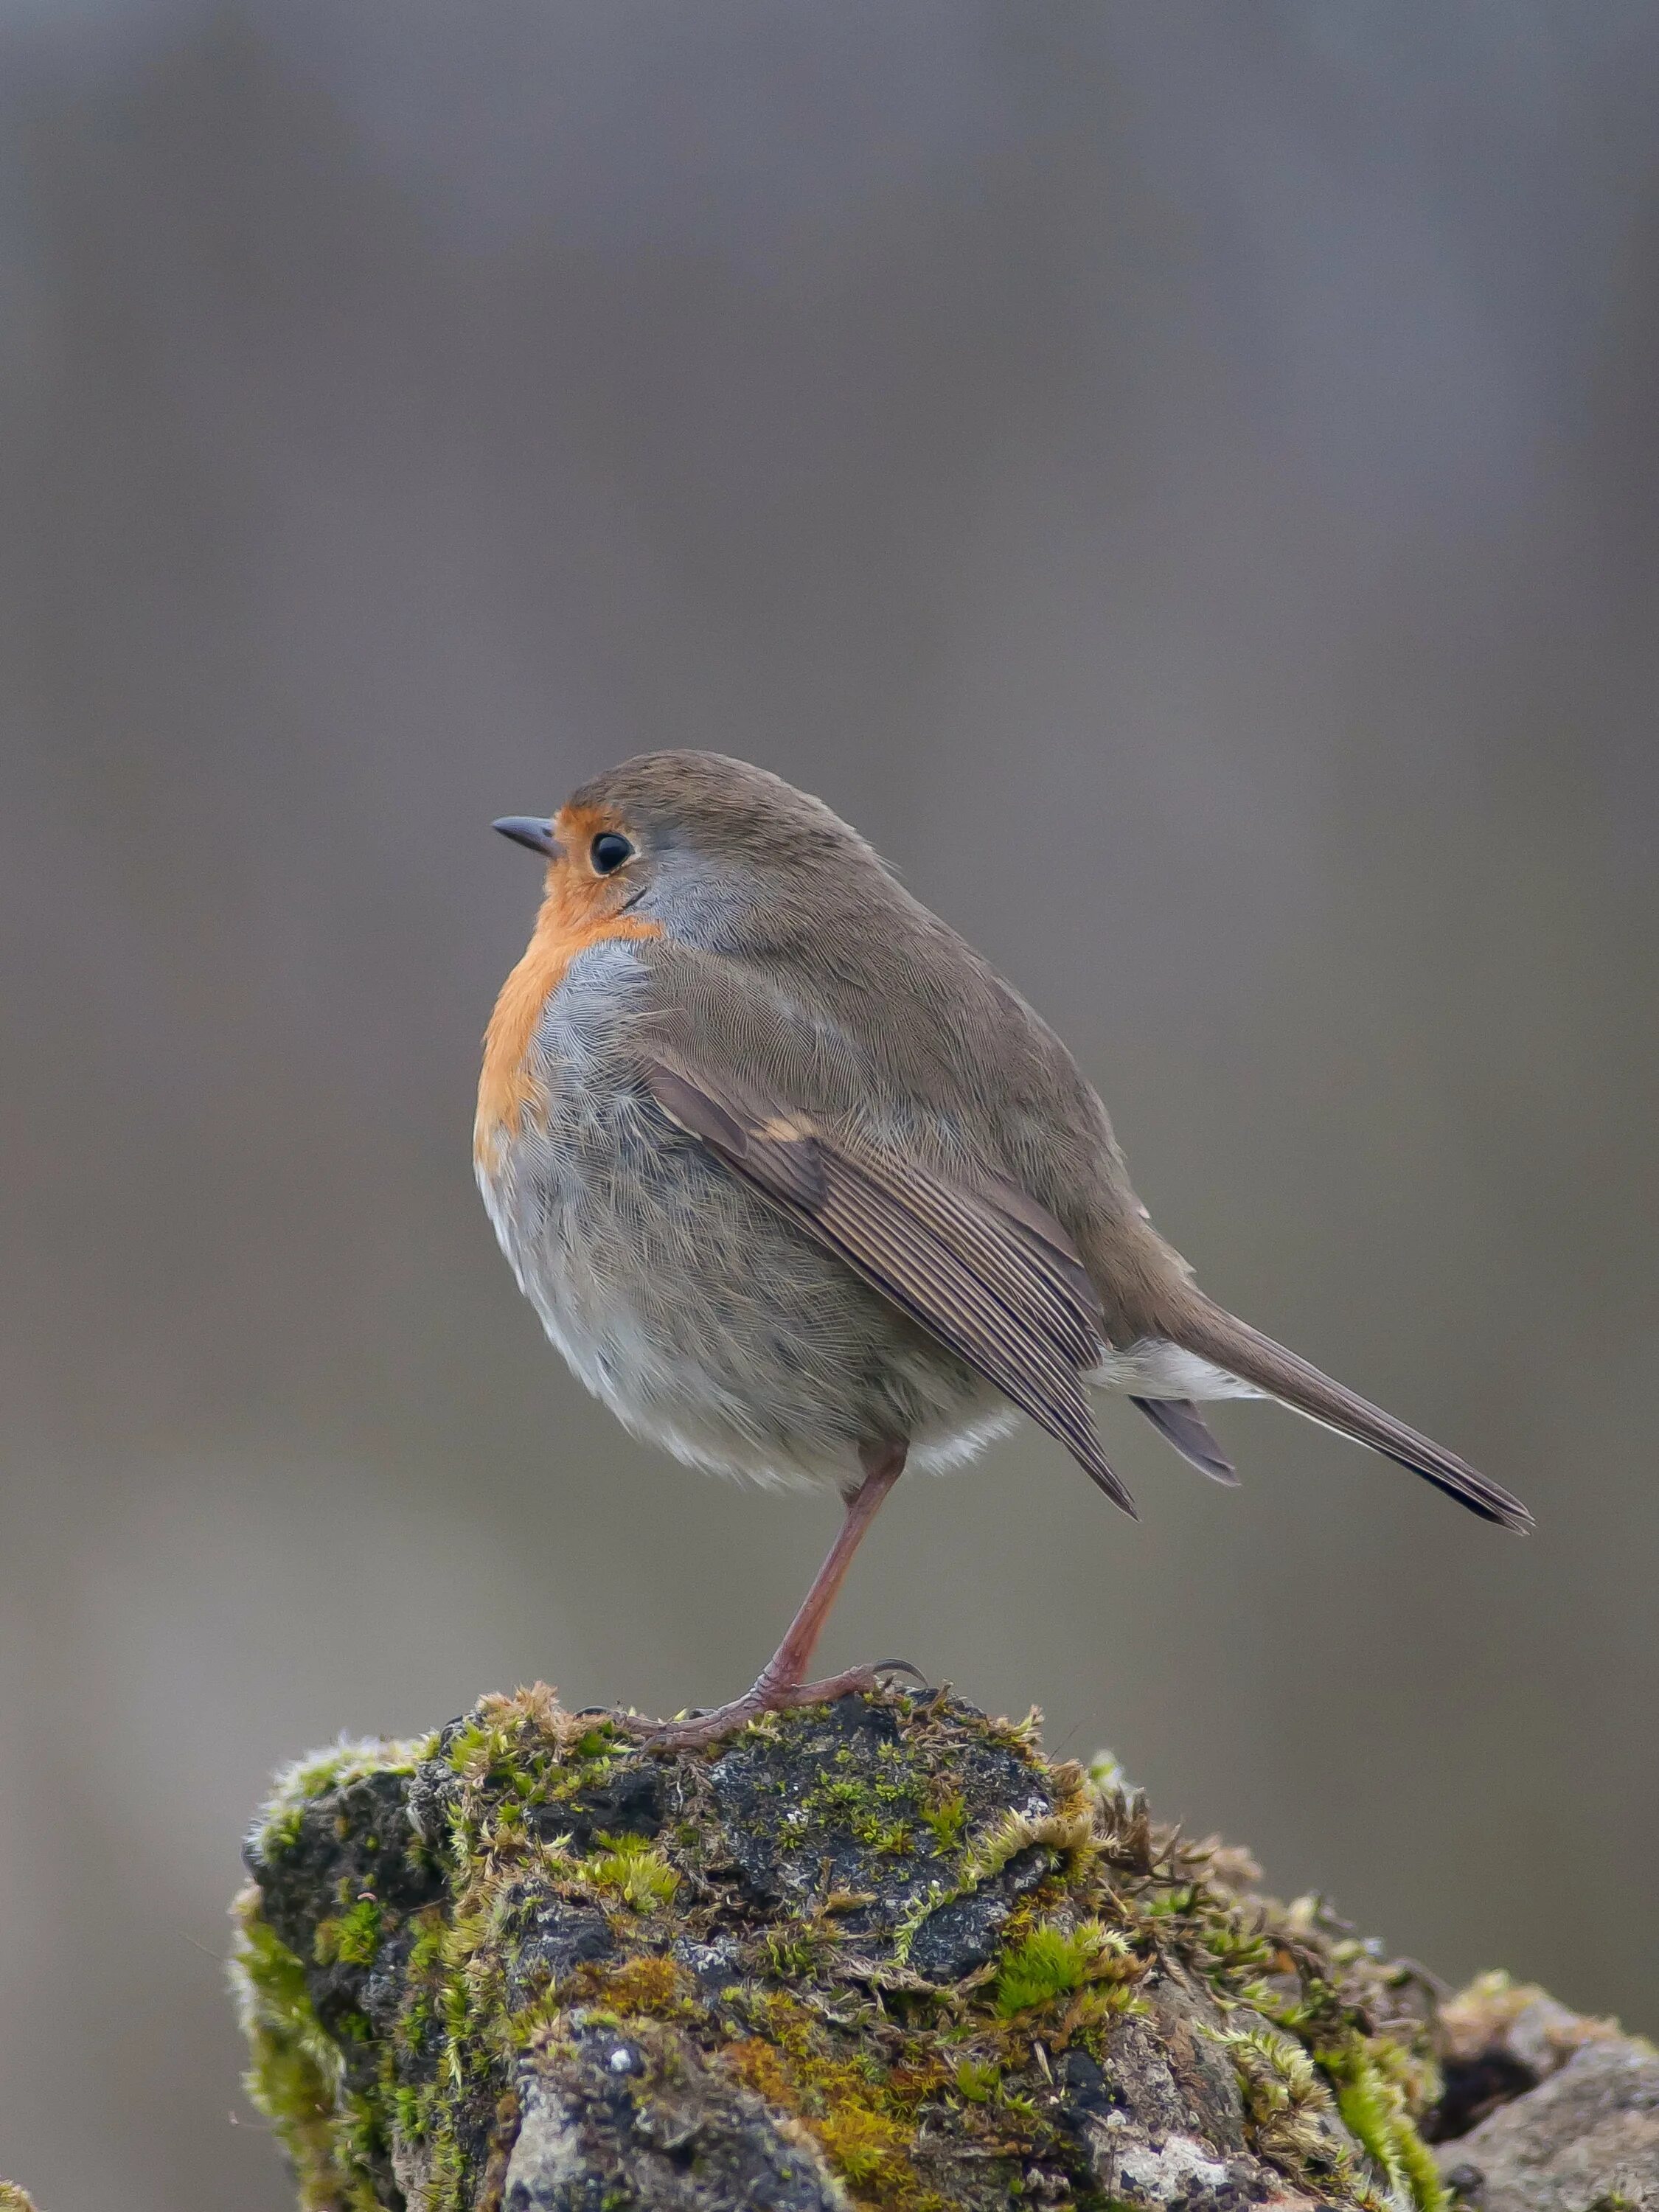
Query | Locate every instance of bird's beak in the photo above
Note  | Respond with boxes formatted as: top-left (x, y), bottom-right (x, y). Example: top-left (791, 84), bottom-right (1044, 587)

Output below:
top-left (493, 815), bottom-right (557, 859)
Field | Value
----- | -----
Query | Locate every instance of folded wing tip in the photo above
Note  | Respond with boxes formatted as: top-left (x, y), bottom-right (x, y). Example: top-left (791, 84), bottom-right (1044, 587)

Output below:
top-left (1082, 1455), bottom-right (1138, 1518)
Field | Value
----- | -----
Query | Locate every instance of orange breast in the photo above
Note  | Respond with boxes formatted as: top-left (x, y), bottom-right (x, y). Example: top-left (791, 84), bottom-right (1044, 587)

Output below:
top-left (474, 873), bottom-right (661, 1169)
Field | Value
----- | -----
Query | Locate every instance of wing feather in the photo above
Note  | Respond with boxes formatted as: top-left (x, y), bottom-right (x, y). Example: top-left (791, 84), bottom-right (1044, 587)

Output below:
top-left (1130, 1397), bottom-right (1239, 1485)
top-left (640, 1044), bottom-right (1135, 1514)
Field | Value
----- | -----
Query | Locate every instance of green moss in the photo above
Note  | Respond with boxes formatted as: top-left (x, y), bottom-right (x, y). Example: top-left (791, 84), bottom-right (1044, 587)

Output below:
top-left (261, 1802), bottom-right (307, 1857)
top-left (799, 1766), bottom-right (922, 1859)
top-left (1085, 1748), bottom-right (1130, 1795)
top-left (763, 1916), bottom-right (838, 1980)
top-left (1394, 2108), bottom-right (1455, 2212)
top-left (583, 1832), bottom-right (681, 1912)
top-left (1324, 2040), bottom-right (1450, 2212)
top-left (233, 1891), bottom-right (372, 2211)
top-left (315, 1898), bottom-right (382, 1968)
top-left (952, 2059), bottom-right (1000, 2104)
top-left (919, 1791), bottom-right (968, 1855)
top-left (994, 1921), bottom-right (1128, 2017)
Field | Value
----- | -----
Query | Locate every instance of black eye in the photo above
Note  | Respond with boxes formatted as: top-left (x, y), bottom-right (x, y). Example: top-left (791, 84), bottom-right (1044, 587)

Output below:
top-left (591, 832), bottom-right (634, 875)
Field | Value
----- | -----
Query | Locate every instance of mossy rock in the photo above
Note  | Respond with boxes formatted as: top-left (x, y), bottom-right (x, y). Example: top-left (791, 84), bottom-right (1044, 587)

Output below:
top-left (232, 1686), bottom-right (1482, 2212)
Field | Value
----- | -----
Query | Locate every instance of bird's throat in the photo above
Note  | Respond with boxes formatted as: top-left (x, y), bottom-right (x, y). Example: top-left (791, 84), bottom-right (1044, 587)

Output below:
top-left (475, 882), bottom-right (661, 1168)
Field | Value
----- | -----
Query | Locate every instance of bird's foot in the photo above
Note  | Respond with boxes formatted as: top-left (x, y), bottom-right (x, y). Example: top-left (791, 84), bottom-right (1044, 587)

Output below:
top-left (629, 1660), bottom-right (930, 1752)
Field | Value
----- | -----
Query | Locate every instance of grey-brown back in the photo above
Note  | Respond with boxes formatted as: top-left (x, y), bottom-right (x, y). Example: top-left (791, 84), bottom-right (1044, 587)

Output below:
top-left (579, 751), bottom-right (1187, 1340)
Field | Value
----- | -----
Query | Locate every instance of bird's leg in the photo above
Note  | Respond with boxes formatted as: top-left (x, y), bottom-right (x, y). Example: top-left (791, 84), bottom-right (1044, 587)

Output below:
top-left (639, 1441), bottom-right (908, 1750)
top-left (749, 1440), bottom-right (906, 1700)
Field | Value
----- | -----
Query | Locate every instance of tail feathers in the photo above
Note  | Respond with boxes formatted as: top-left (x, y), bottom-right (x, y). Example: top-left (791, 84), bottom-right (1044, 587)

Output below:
top-left (1169, 1295), bottom-right (1533, 1532)
top-left (1131, 1397), bottom-right (1239, 1485)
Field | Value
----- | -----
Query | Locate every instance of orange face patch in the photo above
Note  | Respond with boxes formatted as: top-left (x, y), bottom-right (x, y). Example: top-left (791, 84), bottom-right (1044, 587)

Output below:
top-left (474, 803), bottom-right (661, 1168)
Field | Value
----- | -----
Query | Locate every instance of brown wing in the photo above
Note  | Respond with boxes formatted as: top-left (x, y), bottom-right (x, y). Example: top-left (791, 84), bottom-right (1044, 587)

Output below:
top-left (640, 1045), bottom-right (1135, 1515)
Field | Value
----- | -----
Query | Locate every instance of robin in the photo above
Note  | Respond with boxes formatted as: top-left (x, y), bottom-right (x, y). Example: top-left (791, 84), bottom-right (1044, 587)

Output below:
top-left (478, 752), bottom-right (1529, 1745)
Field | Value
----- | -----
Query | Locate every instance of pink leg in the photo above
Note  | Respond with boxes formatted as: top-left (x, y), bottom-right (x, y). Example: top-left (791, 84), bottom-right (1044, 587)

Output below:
top-left (640, 1441), bottom-right (907, 1749)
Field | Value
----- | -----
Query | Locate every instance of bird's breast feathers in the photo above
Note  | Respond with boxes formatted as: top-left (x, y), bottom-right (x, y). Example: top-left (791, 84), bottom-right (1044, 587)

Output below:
top-left (474, 879), bottom-right (661, 1172)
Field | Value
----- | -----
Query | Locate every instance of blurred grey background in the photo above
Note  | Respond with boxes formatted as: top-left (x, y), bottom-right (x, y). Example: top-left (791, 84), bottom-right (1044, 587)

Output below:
top-left (1, 3), bottom-right (1655, 2205)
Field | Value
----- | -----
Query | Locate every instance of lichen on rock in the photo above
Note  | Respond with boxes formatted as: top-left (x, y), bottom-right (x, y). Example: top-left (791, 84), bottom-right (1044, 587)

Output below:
top-left (230, 1685), bottom-right (1602, 2212)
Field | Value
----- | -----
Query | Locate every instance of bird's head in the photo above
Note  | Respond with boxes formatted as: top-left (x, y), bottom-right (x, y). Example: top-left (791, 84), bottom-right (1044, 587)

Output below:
top-left (493, 751), bottom-right (878, 951)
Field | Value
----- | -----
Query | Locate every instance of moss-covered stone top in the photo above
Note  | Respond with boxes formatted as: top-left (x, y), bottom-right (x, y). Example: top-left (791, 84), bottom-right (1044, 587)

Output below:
top-left (234, 1686), bottom-right (1463, 2212)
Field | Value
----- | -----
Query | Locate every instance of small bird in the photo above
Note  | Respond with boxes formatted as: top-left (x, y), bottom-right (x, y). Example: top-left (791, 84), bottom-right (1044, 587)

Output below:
top-left (478, 753), bottom-right (1529, 1745)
